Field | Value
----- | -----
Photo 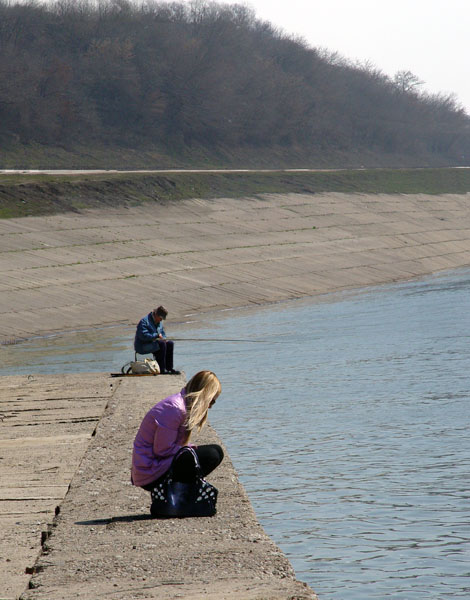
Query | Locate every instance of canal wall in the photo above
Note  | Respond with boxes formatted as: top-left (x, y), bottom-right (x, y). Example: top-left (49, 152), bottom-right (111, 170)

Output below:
top-left (1, 373), bottom-right (316, 600)
top-left (1, 191), bottom-right (470, 344)
top-left (2, 189), bottom-right (470, 597)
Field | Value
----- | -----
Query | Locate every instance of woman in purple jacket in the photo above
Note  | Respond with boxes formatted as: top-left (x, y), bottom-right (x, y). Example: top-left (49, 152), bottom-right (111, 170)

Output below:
top-left (131, 371), bottom-right (224, 492)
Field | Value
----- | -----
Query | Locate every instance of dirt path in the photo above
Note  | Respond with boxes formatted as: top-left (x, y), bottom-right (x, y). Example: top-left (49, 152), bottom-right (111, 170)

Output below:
top-left (1, 191), bottom-right (470, 344)
top-left (1, 373), bottom-right (316, 600)
top-left (0, 168), bottom-right (337, 174)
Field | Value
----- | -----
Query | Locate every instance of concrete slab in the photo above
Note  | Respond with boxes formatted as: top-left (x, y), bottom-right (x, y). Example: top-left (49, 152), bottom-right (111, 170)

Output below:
top-left (0, 373), bottom-right (117, 599)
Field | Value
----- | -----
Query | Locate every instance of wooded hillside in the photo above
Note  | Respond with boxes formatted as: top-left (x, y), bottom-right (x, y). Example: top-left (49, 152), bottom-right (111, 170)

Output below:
top-left (1, 0), bottom-right (469, 167)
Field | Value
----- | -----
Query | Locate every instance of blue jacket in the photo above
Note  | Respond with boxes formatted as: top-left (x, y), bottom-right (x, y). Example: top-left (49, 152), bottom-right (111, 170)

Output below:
top-left (134, 312), bottom-right (166, 353)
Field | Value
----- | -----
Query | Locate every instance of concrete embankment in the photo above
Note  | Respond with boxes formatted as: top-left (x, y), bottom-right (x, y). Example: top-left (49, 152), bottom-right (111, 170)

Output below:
top-left (2, 188), bottom-right (470, 598)
top-left (0, 373), bottom-right (316, 600)
top-left (1, 191), bottom-right (470, 344)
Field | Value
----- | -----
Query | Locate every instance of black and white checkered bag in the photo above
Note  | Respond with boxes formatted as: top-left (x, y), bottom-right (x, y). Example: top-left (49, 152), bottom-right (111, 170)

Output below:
top-left (150, 447), bottom-right (218, 518)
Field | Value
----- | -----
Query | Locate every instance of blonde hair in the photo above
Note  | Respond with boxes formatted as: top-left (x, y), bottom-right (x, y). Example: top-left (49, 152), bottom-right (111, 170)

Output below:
top-left (184, 371), bottom-right (221, 433)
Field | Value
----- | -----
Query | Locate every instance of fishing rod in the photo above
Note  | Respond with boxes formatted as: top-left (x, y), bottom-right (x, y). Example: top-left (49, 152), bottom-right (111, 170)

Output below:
top-left (169, 337), bottom-right (269, 343)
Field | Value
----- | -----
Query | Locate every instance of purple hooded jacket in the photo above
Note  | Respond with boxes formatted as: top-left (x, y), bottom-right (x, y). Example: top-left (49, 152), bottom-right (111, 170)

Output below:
top-left (131, 389), bottom-right (189, 487)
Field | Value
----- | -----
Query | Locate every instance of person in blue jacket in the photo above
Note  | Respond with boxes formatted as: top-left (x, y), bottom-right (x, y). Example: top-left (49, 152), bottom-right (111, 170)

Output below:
top-left (134, 306), bottom-right (180, 374)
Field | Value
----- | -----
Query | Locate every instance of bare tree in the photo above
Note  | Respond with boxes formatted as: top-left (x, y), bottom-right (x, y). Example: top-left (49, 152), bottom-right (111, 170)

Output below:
top-left (393, 70), bottom-right (424, 93)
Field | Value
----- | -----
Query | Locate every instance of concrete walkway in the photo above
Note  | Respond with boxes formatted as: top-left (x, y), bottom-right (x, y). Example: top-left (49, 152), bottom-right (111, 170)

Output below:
top-left (1, 373), bottom-right (315, 600)
top-left (1, 191), bottom-right (470, 344)
top-left (0, 373), bottom-right (118, 598)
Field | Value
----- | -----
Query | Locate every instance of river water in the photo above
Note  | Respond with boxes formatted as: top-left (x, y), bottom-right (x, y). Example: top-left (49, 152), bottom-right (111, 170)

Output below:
top-left (1, 269), bottom-right (469, 600)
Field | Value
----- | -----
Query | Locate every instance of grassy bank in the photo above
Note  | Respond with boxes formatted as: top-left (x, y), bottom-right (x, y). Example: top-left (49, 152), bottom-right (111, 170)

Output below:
top-left (1, 167), bottom-right (470, 219)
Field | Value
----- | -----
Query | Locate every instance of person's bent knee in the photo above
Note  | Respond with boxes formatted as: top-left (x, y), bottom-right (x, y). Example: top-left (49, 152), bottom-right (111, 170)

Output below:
top-left (199, 444), bottom-right (224, 470)
top-left (212, 444), bottom-right (224, 464)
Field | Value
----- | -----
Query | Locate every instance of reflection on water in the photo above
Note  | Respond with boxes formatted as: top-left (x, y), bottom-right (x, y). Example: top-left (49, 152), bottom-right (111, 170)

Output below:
top-left (2, 270), bottom-right (470, 599)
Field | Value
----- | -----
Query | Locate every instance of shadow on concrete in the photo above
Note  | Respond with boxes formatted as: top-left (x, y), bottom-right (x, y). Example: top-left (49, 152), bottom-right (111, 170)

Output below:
top-left (75, 514), bottom-right (153, 526)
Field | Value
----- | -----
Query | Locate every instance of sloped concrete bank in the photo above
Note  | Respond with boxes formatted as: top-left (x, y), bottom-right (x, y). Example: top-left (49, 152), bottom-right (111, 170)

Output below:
top-left (1, 373), bottom-right (316, 600)
top-left (1, 191), bottom-right (470, 344)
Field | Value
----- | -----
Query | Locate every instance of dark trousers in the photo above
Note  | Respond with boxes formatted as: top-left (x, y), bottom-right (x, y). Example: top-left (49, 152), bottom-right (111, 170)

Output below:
top-left (153, 339), bottom-right (174, 372)
top-left (142, 444), bottom-right (224, 491)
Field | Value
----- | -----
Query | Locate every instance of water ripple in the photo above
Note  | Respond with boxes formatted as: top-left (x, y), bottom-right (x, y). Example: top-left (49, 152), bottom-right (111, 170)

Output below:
top-left (2, 269), bottom-right (470, 599)
top-left (178, 270), bottom-right (470, 600)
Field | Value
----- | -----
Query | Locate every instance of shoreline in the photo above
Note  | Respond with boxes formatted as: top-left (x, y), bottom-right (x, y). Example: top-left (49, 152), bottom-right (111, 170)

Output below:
top-left (0, 266), bottom-right (461, 348)
top-left (2, 191), bottom-right (470, 345)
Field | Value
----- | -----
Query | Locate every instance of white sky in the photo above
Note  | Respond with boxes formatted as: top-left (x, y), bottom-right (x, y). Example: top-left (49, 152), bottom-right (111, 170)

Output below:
top-left (217, 0), bottom-right (470, 114)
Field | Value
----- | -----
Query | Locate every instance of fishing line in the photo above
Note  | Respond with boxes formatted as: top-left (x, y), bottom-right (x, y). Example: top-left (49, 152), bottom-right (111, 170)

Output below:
top-left (169, 337), bottom-right (269, 343)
